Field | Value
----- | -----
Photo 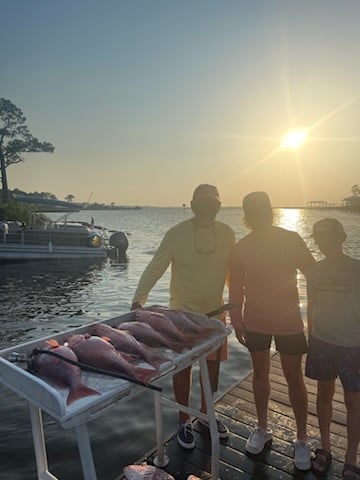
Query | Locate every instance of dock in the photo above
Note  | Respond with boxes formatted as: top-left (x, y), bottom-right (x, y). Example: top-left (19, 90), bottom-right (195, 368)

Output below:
top-left (117, 352), bottom-right (350, 480)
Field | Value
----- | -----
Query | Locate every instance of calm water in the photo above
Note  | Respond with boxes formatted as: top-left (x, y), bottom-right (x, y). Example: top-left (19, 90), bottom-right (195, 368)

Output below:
top-left (0, 207), bottom-right (359, 480)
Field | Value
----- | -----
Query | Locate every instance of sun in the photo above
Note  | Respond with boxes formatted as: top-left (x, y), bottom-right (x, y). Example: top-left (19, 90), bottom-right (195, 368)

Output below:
top-left (281, 129), bottom-right (308, 150)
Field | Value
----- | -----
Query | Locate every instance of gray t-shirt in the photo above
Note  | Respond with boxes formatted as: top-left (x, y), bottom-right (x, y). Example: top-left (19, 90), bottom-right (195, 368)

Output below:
top-left (307, 254), bottom-right (360, 347)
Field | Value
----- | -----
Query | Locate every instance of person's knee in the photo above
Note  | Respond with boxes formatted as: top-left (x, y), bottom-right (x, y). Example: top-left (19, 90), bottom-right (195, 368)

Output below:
top-left (253, 369), bottom-right (270, 383)
top-left (317, 383), bottom-right (335, 403)
top-left (317, 391), bottom-right (333, 405)
top-left (344, 391), bottom-right (360, 411)
top-left (283, 365), bottom-right (304, 387)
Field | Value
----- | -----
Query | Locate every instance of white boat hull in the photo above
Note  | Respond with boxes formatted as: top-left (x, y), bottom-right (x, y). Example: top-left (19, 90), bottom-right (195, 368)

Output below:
top-left (0, 220), bottom-right (128, 262)
top-left (0, 243), bottom-right (107, 261)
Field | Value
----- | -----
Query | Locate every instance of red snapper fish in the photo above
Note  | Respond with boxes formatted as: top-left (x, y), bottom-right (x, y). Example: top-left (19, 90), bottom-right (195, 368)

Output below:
top-left (123, 464), bottom-right (175, 480)
top-left (66, 334), bottom-right (158, 385)
top-left (147, 305), bottom-right (207, 334)
top-left (135, 309), bottom-right (197, 346)
top-left (32, 339), bottom-right (100, 405)
top-left (88, 323), bottom-right (167, 368)
top-left (117, 321), bottom-right (184, 353)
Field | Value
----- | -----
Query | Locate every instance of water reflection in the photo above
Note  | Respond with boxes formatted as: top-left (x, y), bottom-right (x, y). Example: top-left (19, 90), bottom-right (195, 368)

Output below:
top-left (0, 208), bottom-right (358, 480)
top-left (275, 208), bottom-right (302, 232)
top-left (0, 260), bottom-right (125, 347)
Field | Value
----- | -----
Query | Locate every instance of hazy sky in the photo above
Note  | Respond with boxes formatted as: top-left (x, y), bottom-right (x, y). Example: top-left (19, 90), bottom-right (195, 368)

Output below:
top-left (2, 1), bottom-right (360, 206)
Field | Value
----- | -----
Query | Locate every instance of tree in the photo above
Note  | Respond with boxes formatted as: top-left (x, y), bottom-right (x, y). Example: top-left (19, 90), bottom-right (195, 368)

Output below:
top-left (0, 98), bottom-right (55, 203)
top-left (65, 194), bottom-right (75, 202)
top-left (10, 188), bottom-right (57, 200)
top-left (351, 184), bottom-right (360, 196)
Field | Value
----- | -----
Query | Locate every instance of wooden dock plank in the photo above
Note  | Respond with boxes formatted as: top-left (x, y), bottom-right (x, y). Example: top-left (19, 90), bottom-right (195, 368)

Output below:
top-left (116, 351), bottom-right (351, 480)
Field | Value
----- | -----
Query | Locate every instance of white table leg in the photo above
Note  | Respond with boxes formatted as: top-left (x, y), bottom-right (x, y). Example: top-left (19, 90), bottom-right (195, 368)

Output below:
top-left (75, 424), bottom-right (98, 480)
top-left (153, 390), bottom-right (169, 467)
top-left (199, 356), bottom-right (220, 480)
top-left (28, 403), bottom-right (59, 480)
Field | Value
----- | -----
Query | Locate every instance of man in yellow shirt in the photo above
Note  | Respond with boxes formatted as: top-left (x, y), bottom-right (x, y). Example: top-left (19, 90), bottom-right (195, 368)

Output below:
top-left (131, 184), bottom-right (235, 449)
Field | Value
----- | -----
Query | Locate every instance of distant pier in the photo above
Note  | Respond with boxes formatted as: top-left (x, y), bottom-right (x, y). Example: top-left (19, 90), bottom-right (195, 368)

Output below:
top-left (306, 200), bottom-right (338, 209)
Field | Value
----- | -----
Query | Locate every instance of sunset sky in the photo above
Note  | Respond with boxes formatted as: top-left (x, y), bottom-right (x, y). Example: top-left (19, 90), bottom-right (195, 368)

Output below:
top-left (2, 1), bottom-right (360, 207)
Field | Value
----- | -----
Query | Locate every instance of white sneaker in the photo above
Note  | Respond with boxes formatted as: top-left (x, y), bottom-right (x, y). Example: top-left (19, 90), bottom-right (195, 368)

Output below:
top-left (294, 439), bottom-right (311, 470)
top-left (245, 427), bottom-right (272, 454)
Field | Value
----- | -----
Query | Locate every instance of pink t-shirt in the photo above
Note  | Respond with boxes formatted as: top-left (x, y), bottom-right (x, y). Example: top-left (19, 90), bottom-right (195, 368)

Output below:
top-left (229, 226), bottom-right (315, 335)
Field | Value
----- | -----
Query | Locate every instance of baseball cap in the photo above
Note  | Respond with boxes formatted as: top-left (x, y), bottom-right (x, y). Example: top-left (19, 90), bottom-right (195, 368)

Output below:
top-left (243, 191), bottom-right (272, 214)
top-left (312, 218), bottom-right (345, 239)
top-left (192, 184), bottom-right (220, 202)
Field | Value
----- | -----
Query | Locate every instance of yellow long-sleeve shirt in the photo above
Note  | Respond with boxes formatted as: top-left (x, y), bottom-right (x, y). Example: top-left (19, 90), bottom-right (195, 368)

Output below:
top-left (132, 219), bottom-right (235, 362)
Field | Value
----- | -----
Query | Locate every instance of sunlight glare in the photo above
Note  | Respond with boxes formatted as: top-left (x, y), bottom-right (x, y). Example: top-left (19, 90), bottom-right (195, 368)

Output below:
top-left (281, 130), bottom-right (308, 150)
top-left (276, 208), bottom-right (301, 231)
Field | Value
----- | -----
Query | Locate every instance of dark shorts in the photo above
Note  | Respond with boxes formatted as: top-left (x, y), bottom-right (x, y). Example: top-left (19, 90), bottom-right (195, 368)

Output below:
top-left (305, 336), bottom-right (360, 392)
top-left (245, 330), bottom-right (308, 355)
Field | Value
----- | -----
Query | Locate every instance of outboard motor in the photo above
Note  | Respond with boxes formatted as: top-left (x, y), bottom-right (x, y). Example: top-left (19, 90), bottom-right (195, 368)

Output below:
top-left (109, 231), bottom-right (129, 257)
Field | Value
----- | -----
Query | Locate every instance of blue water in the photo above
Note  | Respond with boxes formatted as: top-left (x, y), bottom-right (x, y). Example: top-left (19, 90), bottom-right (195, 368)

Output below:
top-left (0, 207), bottom-right (359, 480)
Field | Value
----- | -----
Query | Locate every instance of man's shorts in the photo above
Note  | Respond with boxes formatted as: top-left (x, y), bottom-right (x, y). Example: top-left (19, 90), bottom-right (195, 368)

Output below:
top-left (305, 336), bottom-right (360, 392)
top-left (245, 330), bottom-right (308, 355)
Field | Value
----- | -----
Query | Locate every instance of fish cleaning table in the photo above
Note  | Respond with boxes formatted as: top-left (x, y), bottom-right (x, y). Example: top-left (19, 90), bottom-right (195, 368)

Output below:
top-left (0, 311), bottom-right (231, 480)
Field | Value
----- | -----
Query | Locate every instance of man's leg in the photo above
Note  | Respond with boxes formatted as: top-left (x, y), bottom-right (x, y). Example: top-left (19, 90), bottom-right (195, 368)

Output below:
top-left (173, 366), bottom-right (192, 423)
top-left (251, 349), bottom-right (271, 430)
top-left (343, 390), bottom-right (360, 467)
top-left (200, 359), bottom-right (219, 413)
top-left (197, 359), bottom-right (229, 439)
top-left (280, 353), bottom-right (308, 441)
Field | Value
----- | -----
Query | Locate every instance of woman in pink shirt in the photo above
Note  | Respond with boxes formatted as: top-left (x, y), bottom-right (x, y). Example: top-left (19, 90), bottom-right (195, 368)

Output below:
top-left (229, 191), bottom-right (315, 470)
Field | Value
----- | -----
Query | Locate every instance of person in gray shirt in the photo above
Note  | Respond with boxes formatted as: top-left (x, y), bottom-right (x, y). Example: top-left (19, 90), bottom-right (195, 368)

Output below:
top-left (306, 218), bottom-right (360, 479)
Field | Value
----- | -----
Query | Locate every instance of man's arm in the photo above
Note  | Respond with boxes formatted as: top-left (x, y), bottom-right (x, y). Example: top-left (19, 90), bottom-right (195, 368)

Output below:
top-left (131, 232), bottom-right (173, 308)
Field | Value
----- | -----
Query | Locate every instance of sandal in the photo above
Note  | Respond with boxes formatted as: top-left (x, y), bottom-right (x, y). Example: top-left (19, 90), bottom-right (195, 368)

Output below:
top-left (342, 463), bottom-right (360, 480)
top-left (311, 448), bottom-right (332, 476)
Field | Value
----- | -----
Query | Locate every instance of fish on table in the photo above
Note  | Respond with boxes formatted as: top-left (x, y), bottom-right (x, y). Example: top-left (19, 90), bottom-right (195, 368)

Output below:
top-left (88, 323), bottom-right (168, 368)
top-left (66, 334), bottom-right (158, 385)
top-left (117, 321), bottom-right (184, 353)
top-left (32, 339), bottom-right (100, 405)
top-left (135, 309), bottom-right (197, 347)
top-left (147, 305), bottom-right (212, 335)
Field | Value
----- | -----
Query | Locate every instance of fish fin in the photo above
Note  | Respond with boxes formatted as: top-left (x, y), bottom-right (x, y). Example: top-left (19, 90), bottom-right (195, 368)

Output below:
top-left (67, 384), bottom-right (101, 405)
top-left (46, 339), bottom-right (60, 348)
top-left (117, 351), bottom-right (138, 363)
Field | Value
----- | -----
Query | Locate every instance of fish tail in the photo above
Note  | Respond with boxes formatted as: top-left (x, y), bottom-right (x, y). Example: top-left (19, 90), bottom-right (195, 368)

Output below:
top-left (67, 384), bottom-right (101, 405)
top-left (146, 354), bottom-right (167, 368)
top-left (134, 367), bottom-right (159, 384)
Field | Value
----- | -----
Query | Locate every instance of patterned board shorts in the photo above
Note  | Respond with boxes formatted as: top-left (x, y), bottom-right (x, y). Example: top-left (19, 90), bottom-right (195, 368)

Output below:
top-left (305, 336), bottom-right (360, 392)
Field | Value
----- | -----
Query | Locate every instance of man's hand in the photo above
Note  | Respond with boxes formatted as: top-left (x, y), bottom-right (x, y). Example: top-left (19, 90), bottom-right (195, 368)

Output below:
top-left (131, 302), bottom-right (143, 310)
